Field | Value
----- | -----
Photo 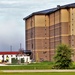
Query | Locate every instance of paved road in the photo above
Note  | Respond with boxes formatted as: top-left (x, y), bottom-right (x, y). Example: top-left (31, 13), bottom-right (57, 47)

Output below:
top-left (2, 70), bottom-right (75, 72)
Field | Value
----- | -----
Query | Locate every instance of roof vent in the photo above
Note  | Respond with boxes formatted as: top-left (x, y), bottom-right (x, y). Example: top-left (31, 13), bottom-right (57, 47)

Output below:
top-left (57, 5), bottom-right (60, 8)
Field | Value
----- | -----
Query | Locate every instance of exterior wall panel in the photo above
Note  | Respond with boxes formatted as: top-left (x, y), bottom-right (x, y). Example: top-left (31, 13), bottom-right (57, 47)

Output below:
top-left (26, 18), bottom-right (32, 30)
top-left (35, 50), bottom-right (50, 61)
top-left (61, 9), bottom-right (69, 22)
top-left (50, 13), bottom-right (54, 26)
top-left (35, 39), bottom-right (49, 49)
top-left (35, 15), bottom-right (45, 27)
top-left (61, 36), bottom-right (70, 45)
top-left (35, 27), bottom-right (49, 37)
top-left (55, 11), bottom-right (60, 24)
top-left (61, 22), bottom-right (69, 34)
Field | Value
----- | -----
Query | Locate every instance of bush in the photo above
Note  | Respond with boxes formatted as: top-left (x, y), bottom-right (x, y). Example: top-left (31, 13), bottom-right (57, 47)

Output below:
top-left (53, 44), bottom-right (73, 69)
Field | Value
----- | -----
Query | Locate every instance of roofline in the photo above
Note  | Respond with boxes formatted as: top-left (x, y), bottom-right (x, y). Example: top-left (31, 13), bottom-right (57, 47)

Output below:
top-left (0, 51), bottom-right (20, 55)
top-left (23, 3), bottom-right (75, 20)
top-left (23, 13), bottom-right (47, 20)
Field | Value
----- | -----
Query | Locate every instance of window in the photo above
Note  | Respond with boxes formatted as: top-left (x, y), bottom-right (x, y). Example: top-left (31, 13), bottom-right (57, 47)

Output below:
top-left (45, 42), bottom-right (47, 44)
top-left (45, 33), bottom-right (46, 35)
top-left (43, 51), bottom-right (47, 54)
top-left (31, 32), bottom-right (33, 38)
top-left (45, 28), bottom-right (46, 30)
top-left (32, 44), bottom-right (33, 49)
top-left (45, 47), bottom-right (47, 49)
top-left (72, 28), bottom-right (73, 31)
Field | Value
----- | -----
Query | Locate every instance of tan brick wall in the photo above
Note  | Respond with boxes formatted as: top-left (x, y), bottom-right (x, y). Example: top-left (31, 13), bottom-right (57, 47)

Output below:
top-left (26, 18), bottom-right (32, 30)
top-left (35, 27), bottom-right (49, 37)
top-left (49, 25), bottom-right (54, 37)
top-left (35, 15), bottom-right (45, 27)
top-left (35, 39), bottom-right (49, 49)
top-left (61, 22), bottom-right (69, 34)
top-left (50, 49), bottom-right (55, 61)
top-left (49, 13), bottom-right (54, 26)
top-left (55, 11), bottom-right (60, 24)
top-left (50, 42), bottom-right (54, 49)
top-left (26, 29), bottom-right (31, 40)
top-left (60, 9), bottom-right (69, 22)
top-left (61, 36), bottom-right (70, 45)
top-left (26, 40), bottom-right (32, 50)
top-left (45, 15), bottom-right (49, 26)
top-left (69, 35), bottom-right (75, 48)
top-left (34, 50), bottom-right (50, 61)
top-left (32, 16), bottom-right (35, 28)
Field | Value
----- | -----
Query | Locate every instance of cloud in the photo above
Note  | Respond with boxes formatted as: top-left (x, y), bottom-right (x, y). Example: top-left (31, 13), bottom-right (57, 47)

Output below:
top-left (0, 0), bottom-right (75, 51)
top-left (0, 0), bottom-right (26, 4)
top-left (0, 15), bottom-right (25, 51)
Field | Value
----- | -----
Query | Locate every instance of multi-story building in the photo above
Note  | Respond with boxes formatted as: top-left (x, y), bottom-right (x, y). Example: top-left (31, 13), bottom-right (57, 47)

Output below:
top-left (23, 3), bottom-right (75, 62)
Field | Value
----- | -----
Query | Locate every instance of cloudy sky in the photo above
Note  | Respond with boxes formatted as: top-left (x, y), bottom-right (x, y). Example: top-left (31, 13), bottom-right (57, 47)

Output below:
top-left (0, 0), bottom-right (75, 51)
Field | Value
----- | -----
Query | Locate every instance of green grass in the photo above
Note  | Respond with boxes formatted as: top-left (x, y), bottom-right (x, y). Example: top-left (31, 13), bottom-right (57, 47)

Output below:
top-left (1, 61), bottom-right (75, 70)
top-left (0, 61), bottom-right (54, 70)
top-left (0, 72), bottom-right (75, 75)
top-left (0, 65), bottom-right (52, 70)
top-left (29, 61), bottom-right (53, 66)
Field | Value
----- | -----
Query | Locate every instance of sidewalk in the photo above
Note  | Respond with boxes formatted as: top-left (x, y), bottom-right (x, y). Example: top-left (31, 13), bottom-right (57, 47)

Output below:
top-left (0, 64), bottom-right (7, 66)
top-left (2, 70), bottom-right (75, 72)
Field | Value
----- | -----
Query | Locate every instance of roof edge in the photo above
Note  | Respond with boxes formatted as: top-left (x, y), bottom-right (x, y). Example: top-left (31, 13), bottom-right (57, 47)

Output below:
top-left (23, 3), bottom-right (75, 20)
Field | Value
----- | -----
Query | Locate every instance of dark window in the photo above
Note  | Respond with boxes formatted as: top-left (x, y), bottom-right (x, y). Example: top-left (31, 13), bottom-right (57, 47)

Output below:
top-left (45, 33), bottom-right (46, 35)
top-left (32, 44), bottom-right (33, 49)
top-left (31, 32), bottom-right (33, 38)
top-left (45, 28), bottom-right (46, 30)
top-left (43, 51), bottom-right (47, 54)
top-left (45, 42), bottom-right (46, 44)
top-left (45, 47), bottom-right (47, 49)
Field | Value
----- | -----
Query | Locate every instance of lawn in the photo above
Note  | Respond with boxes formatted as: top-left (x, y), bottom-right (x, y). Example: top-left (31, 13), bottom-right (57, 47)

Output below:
top-left (0, 62), bottom-right (54, 70)
top-left (0, 61), bottom-right (75, 70)
top-left (0, 72), bottom-right (75, 75)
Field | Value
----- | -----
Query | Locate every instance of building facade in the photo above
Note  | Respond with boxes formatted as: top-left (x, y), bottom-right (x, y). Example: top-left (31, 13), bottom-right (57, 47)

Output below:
top-left (23, 3), bottom-right (75, 62)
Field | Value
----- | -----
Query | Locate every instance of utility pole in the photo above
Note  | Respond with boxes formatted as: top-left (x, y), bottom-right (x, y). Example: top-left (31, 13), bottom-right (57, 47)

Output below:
top-left (20, 43), bottom-right (22, 49)
top-left (10, 45), bottom-right (12, 52)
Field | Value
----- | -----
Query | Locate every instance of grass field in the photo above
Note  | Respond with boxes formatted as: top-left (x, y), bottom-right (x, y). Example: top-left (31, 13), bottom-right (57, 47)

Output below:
top-left (0, 61), bottom-right (75, 70)
top-left (0, 62), bottom-right (53, 70)
top-left (0, 65), bottom-right (51, 70)
top-left (0, 72), bottom-right (75, 75)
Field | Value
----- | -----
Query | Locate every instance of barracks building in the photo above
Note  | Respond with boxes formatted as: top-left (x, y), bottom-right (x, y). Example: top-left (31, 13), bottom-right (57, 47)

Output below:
top-left (23, 3), bottom-right (75, 62)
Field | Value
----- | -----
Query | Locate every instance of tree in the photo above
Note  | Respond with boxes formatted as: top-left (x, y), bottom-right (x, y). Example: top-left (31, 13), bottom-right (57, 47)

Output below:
top-left (53, 44), bottom-right (73, 69)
